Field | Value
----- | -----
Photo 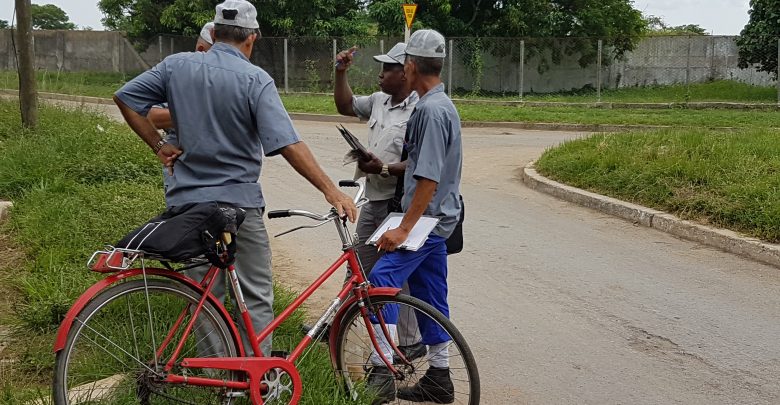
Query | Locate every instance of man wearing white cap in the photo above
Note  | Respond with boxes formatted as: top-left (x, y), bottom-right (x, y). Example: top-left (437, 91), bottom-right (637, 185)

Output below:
top-left (368, 28), bottom-right (463, 404)
top-left (113, 0), bottom-right (357, 358)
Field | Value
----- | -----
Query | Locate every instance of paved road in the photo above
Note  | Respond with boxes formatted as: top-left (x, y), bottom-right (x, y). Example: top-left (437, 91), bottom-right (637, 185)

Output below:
top-left (46, 100), bottom-right (780, 404)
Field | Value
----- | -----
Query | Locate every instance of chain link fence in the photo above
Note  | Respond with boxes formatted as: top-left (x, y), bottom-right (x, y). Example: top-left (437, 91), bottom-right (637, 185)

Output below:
top-left (3, 30), bottom-right (779, 104)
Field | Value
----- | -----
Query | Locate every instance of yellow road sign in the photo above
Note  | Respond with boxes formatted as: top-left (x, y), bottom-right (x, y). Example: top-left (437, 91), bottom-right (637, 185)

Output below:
top-left (403, 4), bottom-right (418, 30)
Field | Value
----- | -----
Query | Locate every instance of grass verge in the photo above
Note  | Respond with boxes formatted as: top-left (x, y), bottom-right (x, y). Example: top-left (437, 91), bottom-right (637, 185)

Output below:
top-left (2, 71), bottom-right (780, 129)
top-left (0, 100), bottom-right (364, 403)
top-left (535, 128), bottom-right (780, 243)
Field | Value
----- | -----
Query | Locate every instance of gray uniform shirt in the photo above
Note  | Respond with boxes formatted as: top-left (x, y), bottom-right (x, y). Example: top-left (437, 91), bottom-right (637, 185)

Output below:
top-left (352, 91), bottom-right (418, 201)
top-left (115, 42), bottom-right (300, 208)
top-left (402, 83), bottom-right (462, 238)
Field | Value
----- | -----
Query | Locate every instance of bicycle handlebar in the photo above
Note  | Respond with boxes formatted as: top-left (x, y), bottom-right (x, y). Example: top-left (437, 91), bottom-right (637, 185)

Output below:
top-left (267, 180), bottom-right (368, 237)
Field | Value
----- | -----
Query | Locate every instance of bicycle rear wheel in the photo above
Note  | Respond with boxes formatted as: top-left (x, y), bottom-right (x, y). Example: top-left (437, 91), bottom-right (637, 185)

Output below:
top-left (53, 278), bottom-right (241, 404)
top-left (334, 293), bottom-right (480, 405)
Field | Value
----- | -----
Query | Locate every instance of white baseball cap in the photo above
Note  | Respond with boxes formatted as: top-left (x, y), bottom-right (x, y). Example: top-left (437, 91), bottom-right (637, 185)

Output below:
top-left (214, 0), bottom-right (259, 30)
top-left (373, 42), bottom-right (407, 65)
top-left (405, 29), bottom-right (446, 59)
top-left (199, 22), bottom-right (214, 45)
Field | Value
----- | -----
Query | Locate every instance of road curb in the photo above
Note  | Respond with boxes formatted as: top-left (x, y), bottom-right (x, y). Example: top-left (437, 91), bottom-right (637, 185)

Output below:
top-left (0, 201), bottom-right (12, 221)
top-left (522, 162), bottom-right (780, 268)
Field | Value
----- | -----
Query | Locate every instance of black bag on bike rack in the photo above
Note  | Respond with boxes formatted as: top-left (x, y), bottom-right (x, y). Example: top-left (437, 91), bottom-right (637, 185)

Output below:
top-left (116, 201), bottom-right (245, 268)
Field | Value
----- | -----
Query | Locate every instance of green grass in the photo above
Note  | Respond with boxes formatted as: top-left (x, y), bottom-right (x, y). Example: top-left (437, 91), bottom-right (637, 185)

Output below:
top-left (0, 100), bottom-right (366, 403)
top-left (535, 128), bottom-right (780, 242)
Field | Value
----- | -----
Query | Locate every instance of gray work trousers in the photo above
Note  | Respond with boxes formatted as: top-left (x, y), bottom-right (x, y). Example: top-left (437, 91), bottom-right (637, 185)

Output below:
top-left (189, 208), bottom-right (274, 357)
top-left (356, 200), bottom-right (420, 346)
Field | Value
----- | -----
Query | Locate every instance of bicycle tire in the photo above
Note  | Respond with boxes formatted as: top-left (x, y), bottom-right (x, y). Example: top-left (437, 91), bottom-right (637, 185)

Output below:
top-left (334, 293), bottom-right (480, 405)
top-left (53, 278), bottom-right (241, 404)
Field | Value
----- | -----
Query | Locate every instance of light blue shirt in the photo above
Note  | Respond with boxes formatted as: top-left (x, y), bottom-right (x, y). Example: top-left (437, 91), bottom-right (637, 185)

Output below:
top-left (115, 42), bottom-right (300, 208)
top-left (402, 83), bottom-right (462, 238)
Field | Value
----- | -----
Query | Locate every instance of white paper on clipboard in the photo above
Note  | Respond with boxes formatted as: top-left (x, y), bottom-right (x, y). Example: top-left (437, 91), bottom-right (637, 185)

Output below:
top-left (366, 213), bottom-right (439, 251)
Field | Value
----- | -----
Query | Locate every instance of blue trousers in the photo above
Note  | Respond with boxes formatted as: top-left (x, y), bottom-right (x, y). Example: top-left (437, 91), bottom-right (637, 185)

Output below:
top-left (368, 234), bottom-right (450, 345)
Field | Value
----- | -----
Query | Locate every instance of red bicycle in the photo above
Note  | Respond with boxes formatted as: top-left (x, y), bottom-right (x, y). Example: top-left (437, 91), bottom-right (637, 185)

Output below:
top-left (52, 180), bottom-right (479, 404)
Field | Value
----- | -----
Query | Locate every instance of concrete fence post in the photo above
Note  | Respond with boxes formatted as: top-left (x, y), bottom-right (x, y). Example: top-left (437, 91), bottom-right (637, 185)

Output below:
top-left (777, 38), bottom-right (779, 105)
top-left (597, 39), bottom-right (603, 102)
top-left (448, 39), bottom-right (453, 97)
top-left (380, 39), bottom-right (384, 54)
top-left (158, 36), bottom-right (163, 62)
top-left (333, 39), bottom-right (337, 79)
top-left (283, 38), bottom-right (289, 94)
top-left (519, 40), bottom-right (525, 100)
top-left (685, 36), bottom-right (692, 90)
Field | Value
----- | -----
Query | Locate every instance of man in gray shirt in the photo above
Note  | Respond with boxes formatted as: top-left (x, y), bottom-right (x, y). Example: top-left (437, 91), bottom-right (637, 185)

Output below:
top-left (113, 0), bottom-right (356, 357)
top-left (368, 29), bottom-right (463, 404)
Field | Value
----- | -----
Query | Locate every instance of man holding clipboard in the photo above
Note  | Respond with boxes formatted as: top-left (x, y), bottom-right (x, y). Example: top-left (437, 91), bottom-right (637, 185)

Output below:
top-left (365, 29), bottom-right (464, 404)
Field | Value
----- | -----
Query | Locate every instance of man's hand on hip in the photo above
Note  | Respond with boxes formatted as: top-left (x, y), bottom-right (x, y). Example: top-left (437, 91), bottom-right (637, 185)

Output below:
top-left (157, 143), bottom-right (182, 175)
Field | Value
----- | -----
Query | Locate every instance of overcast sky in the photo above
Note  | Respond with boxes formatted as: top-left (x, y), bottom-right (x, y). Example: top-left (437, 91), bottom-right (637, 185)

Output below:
top-left (0, 0), bottom-right (753, 36)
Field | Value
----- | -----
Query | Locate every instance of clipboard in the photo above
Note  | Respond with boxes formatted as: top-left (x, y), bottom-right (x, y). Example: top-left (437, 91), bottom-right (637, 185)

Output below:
top-left (337, 124), bottom-right (371, 160)
top-left (366, 213), bottom-right (440, 251)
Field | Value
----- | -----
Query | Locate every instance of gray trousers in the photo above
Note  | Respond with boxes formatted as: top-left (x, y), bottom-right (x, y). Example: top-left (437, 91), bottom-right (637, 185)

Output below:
top-left (356, 200), bottom-right (420, 346)
top-left (189, 208), bottom-right (274, 357)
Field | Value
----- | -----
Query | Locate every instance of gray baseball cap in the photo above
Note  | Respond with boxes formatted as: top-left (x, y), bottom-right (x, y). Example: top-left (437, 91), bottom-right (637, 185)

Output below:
top-left (214, 0), bottom-right (259, 30)
top-left (373, 42), bottom-right (407, 65)
top-left (199, 22), bottom-right (214, 45)
top-left (405, 29), bottom-right (446, 58)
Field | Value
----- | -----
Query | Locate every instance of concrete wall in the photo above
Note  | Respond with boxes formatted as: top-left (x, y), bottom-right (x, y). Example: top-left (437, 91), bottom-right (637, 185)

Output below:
top-left (0, 30), bottom-right (775, 94)
top-left (0, 29), bottom-right (148, 74)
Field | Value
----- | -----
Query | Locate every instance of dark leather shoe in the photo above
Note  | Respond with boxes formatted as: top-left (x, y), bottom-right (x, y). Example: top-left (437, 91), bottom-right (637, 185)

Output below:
top-left (366, 366), bottom-right (396, 405)
top-left (393, 342), bottom-right (427, 364)
top-left (396, 366), bottom-right (454, 403)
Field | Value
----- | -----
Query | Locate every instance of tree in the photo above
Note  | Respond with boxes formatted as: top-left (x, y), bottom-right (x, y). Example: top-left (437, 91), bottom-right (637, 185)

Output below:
top-left (16, 0), bottom-right (37, 128)
top-left (369, 0), bottom-right (646, 59)
top-left (99, 0), bottom-right (372, 49)
top-left (31, 3), bottom-right (76, 30)
top-left (0, 19), bottom-right (9, 29)
top-left (644, 15), bottom-right (707, 36)
top-left (737, 0), bottom-right (780, 78)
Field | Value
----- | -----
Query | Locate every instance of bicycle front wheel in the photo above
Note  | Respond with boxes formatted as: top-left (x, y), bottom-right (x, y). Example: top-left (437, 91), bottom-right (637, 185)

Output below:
top-left (53, 278), bottom-right (241, 404)
top-left (334, 293), bottom-right (480, 405)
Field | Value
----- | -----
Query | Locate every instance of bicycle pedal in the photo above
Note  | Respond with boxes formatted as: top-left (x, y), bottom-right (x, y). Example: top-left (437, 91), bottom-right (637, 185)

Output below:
top-left (270, 350), bottom-right (289, 358)
top-left (224, 391), bottom-right (247, 398)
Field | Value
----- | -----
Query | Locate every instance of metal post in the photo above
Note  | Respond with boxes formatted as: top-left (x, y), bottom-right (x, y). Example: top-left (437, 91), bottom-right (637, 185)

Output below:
top-left (405, 26), bottom-right (410, 43)
top-left (283, 38), bottom-right (288, 94)
top-left (597, 39), bottom-right (603, 103)
top-left (333, 39), bottom-right (337, 78)
top-left (448, 39), bottom-right (453, 97)
top-left (519, 40), bottom-right (525, 100)
top-left (709, 36), bottom-right (716, 81)
top-left (685, 36), bottom-right (692, 84)
top-left (380, 39), bottom-right (384, 54)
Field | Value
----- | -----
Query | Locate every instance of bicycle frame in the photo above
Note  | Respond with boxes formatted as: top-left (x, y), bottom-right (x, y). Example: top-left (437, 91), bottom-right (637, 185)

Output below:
top-left (54, 183), bottom-right (408, 404)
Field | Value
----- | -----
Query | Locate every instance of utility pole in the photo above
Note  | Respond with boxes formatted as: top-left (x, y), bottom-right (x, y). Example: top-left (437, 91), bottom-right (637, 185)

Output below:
top-left (16, 0), bottom-right (37, 128)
